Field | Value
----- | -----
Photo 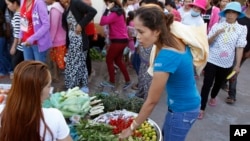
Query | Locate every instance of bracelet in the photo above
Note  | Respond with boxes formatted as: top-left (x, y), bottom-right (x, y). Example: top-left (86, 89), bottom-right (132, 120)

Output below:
top-left (130, 120), bottom-right (139, 131)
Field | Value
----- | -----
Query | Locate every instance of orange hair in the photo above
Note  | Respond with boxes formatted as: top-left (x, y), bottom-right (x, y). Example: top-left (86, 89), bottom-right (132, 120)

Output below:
top-left (0, 61), bottom-right (53, 141)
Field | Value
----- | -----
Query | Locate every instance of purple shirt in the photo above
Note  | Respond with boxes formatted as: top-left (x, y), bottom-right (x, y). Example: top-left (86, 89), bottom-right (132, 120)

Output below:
top-left (20, 0), bottom-right (52, 52)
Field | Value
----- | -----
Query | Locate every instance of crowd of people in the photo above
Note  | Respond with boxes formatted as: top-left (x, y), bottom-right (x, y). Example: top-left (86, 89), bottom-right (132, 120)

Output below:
top-left (0, 0), bottom-right (249, 140)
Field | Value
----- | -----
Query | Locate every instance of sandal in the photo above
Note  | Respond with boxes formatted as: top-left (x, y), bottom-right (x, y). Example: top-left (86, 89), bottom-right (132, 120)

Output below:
top-left (131, 84), bottom-right (139, 90)
top-left (198, 110), bottom-right (205, 120)
top-left (221, 84), bottom-right (229, 92)
top-left (208, 98), bottom-right (217, 106)
top-left (225, 97), bottom-right (235, 104)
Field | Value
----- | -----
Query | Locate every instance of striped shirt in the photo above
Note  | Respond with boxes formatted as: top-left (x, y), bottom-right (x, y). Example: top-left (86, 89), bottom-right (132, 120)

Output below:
top-left (11, 12), bottom-right (23, 51)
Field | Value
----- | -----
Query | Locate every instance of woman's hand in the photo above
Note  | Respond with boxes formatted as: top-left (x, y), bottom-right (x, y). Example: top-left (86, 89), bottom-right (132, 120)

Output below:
top-left (107, 2), bottom-right (115, 9)
top-left (75, 24), bottom-right (82, 35)
top-left (93, 34), bottom-right (98, 41)
top-left (119, 127), bottom-right (133, 140)
top-left (10, 46), bottom-right (16, 55)
top-left (22, 41), bottom-right (32, 46)
top-left (233, 65), bottom-right (240, 74)
top-left (216, 28), bottom-right (225, 35)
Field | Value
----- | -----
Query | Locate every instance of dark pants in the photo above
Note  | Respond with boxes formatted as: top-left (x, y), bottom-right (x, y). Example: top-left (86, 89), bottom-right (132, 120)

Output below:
top-left (106, 41), bottom-right (130, 83)
top-left (0, 37), bottom-right (12, 74)
top-left (200, 62), bottom-right (232, 110)
top-left (11, 49), bottom-right (24, 70)
top-left (86, 35), bottom-right (93, 76)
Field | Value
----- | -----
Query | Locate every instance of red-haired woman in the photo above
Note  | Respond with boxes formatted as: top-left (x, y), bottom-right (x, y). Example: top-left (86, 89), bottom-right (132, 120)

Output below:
top-left (0, 61), bottom-right (72, 141)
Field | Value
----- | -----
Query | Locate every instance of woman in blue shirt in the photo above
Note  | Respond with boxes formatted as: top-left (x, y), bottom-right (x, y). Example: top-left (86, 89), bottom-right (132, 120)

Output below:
top-left (119, 5), bottom-right (201, 141)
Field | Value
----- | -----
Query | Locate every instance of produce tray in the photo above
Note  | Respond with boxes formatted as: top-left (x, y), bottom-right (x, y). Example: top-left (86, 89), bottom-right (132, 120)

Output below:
top-left (93, 110), bottom-right (162, 141)
top-left (0, 84), bottom-right (54, 94)
top-left (0, 84), bottom-right (11, 89)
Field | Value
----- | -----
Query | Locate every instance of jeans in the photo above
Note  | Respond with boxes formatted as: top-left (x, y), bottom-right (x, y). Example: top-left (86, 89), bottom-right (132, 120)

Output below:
top-left (162, 109), bottom-right (199, 141)
top-left (23, 45), bottom-right (47, 63)
top-left (228, 57), bottom-right (247, 100)
top-left (132, 50), bottom-right (141, 75)
top-left (0, 37), bottom-right (13, 74)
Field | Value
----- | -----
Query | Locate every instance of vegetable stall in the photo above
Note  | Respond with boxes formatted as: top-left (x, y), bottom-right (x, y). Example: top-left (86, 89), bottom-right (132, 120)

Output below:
top-left (0, 85), bottom-right (162, 141)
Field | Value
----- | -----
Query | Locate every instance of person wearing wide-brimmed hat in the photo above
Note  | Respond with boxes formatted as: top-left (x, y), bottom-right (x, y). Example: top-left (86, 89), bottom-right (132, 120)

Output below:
top-left (199, 2), bottom-right (247, 119)
top-left (181, 0), bottom-right (205, 26)
top-left (225, 0), bottom-right (250, 104)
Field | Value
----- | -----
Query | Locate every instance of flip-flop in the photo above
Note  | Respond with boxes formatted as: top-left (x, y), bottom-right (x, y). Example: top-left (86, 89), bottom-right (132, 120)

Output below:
top-left (208, 98), bottom-right (217, 107)
top-left (131, 85), bottom-right (139, 90)
top-left (225, 97), bottom-right (235, 104)
top-left (198, 111), bottom-right (205, 120)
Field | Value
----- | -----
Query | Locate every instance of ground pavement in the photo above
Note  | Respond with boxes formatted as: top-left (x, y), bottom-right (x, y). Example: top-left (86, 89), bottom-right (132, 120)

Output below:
top-left (1, 59), bottom-right (250, 141)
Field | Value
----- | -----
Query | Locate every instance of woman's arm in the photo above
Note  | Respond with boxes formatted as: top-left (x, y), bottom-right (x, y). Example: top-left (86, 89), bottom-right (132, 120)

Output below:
top-left (100, 2), bottom-right (119, 26)
top-left (234, 47), bottom-right (244, 73)
top-left (27, 0), bottom-right (50, 44)
top-left (208, 28), bottom-right (224, 45)
top-left (134, 71), bottom-right (168, 125)
top-left (119, 71), bottom-right (169, 138)
top-left (10, 38), bottom-right (18, 55)
top-left (100, 12), bottom-right (118, 25)
top-left (75, 0), bottom-right (97, 28)
top-left (234, 25), bottom-right (248, 73)
top-left (49, 8), bottom-right (61, 43)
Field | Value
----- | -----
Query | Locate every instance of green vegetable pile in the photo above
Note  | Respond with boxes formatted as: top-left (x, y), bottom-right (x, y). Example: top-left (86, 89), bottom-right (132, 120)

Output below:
top-left (89, 48), bottom-right (105, 61)
top-left (75, 120), bottom-right (118, 141)
top-left (73, 119), bottom-right (145, 141)
top-left (94, 93), bottom-right (144, 113)
top-left (43, 87), bottom-right (91, 118)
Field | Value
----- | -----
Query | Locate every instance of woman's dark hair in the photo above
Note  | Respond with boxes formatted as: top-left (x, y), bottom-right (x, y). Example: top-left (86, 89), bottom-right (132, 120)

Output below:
top-left (212, 0), bottom-right (219, 6)
top-left (104, 0), bottom-right (123, 8)
top-left (126, 11), bottom-right (135, 25)
top-left (156, 1), bottom-right (165, 10)
top-left (139, 0), bottom-right (164, 10)
top-left (165, 0), bottom-right (177, 9)
top-left (139, 0), bottom-right (158, 6)
top-left (104, 0), bottom-right (126, 19)
top-left (122, 0), bottom-right (128, 6)
top-left (135, 5), bottom-right (179, 56)
top-left (6, 0), bottom-right (20, 6)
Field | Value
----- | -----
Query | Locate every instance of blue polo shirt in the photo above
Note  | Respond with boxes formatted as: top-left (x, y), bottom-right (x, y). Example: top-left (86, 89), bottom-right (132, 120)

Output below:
top-left (154, 47), bottom-right (201, 112)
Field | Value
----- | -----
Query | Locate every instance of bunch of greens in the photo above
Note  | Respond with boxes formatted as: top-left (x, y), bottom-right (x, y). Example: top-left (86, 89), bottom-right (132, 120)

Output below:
top-left (75, 120), bottom-right (118, 141)
top-left (94, 93), bottom-right (144, 113)
top-left (89, 48), bottom-right (105, 61)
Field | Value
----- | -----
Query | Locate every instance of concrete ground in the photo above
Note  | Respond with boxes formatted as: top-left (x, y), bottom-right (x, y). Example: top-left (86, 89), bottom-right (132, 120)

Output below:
top-left (1, 59), bottom-right (250, 141)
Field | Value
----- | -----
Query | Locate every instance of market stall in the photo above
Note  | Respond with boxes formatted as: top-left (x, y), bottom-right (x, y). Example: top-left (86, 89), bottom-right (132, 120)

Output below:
top-left (0, 85), bottom-right (162, 141)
